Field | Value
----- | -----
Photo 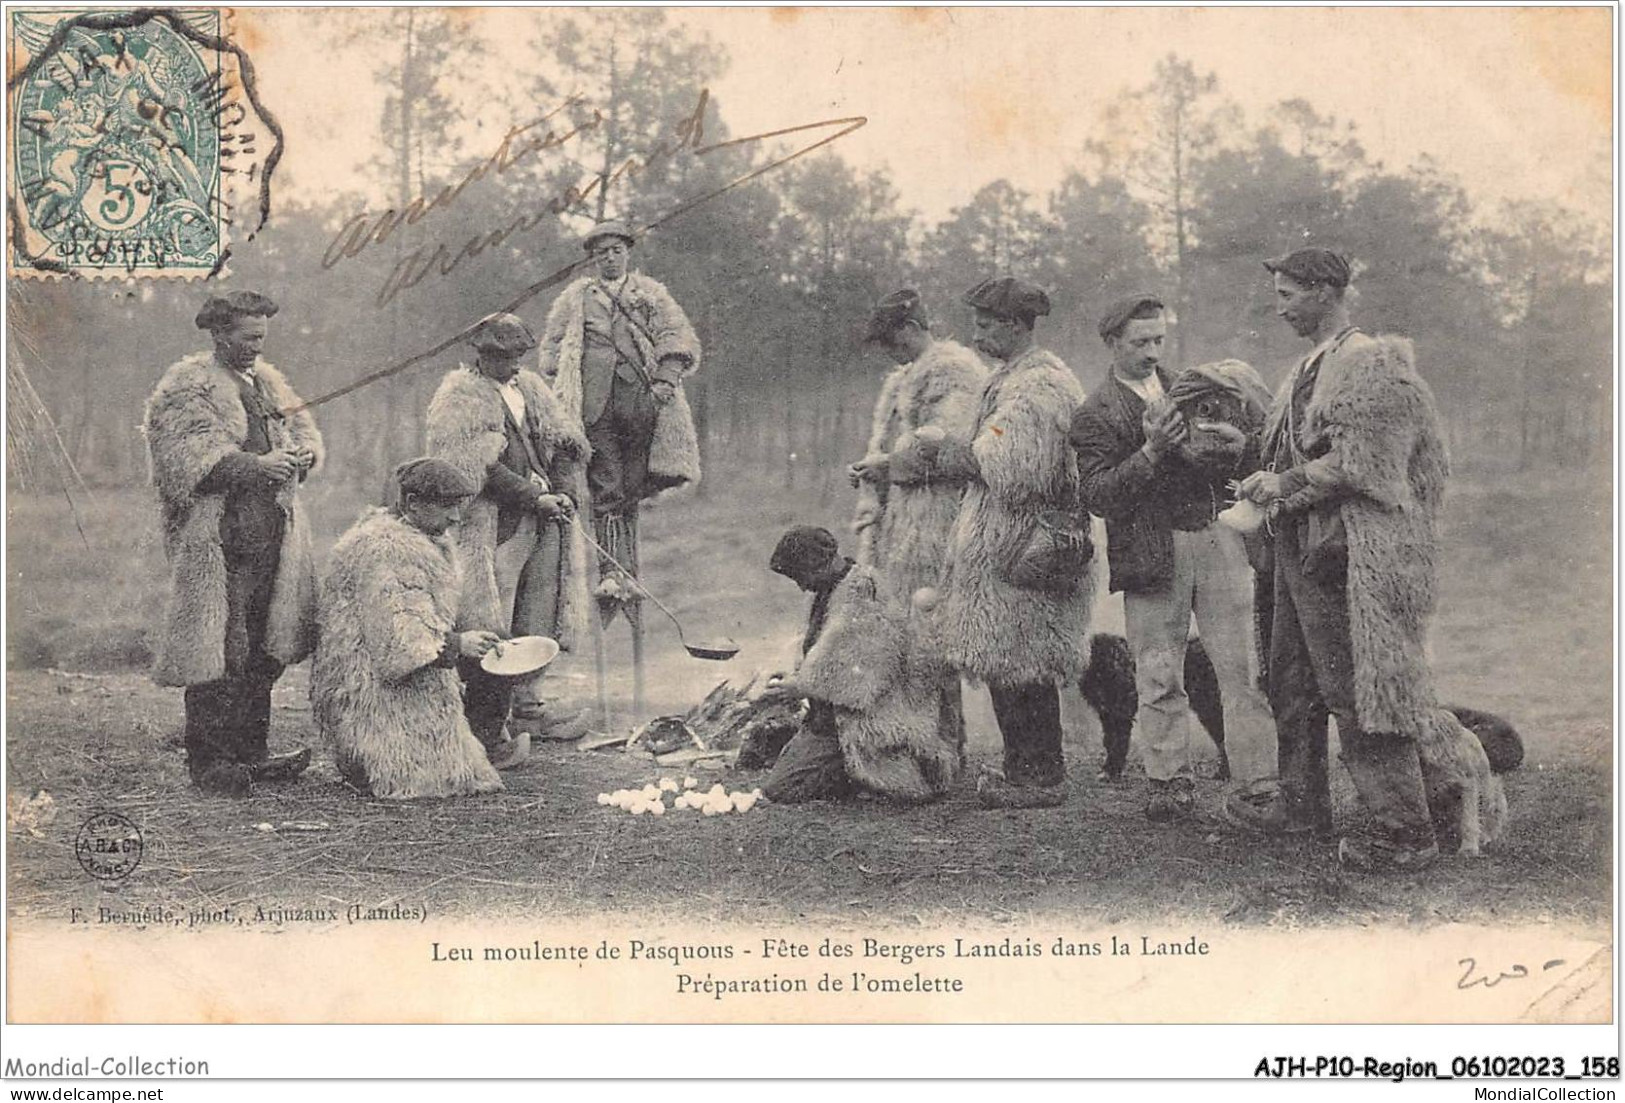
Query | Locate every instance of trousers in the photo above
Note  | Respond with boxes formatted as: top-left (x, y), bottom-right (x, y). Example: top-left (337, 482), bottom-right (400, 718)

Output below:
top-left (988, 682), bottom-right (1064, 787)
top-left (762, 702), bottom-right (853, 803)
top-left (1270, 517), bottom-right (1434, 845)
top-left (585, 370), bottom-right (657, 517)
top-left (184, 541), bottom-right (283, 770)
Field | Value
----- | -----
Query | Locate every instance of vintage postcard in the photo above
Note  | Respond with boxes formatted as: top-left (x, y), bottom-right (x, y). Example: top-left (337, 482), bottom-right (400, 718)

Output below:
top-left (3, 3), bottom-right (1614, 1067)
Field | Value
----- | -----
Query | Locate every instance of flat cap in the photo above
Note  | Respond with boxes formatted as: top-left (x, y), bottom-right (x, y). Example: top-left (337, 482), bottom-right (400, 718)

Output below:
top-left (1264, 247), bottom-right (1351, 289)
top-left (963, 276), bottom-right (1050, 322)
top-left (769, 525), bottom-right (840, 579)
top-left (469, 312), bottom-right (537, 354)
top-left (1098, 293), bottom-right (1165, 342)
top-left (864, 289), bottom-right (929, 343)
top-left (582, 219), bottom-right (636, 253)
top-left (195, 290), bottom-right (278, 331)
top-left (395, 457), bottom-right (479, 502)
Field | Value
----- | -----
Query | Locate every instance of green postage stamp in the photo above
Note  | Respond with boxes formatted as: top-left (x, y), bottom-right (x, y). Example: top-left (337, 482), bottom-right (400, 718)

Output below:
top-left (8, 9), bottom-right (251, 277)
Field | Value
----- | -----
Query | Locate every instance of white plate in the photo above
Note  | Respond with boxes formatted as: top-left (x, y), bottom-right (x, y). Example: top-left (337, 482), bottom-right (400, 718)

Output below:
top-left (480, 635), bottom-right (560, 676)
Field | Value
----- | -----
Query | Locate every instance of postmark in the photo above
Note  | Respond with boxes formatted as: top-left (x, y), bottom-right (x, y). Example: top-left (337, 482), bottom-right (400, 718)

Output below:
top-left (73, 810), bottom-right (143, 881)
top-left (7, 8), bottom-right (281, 279)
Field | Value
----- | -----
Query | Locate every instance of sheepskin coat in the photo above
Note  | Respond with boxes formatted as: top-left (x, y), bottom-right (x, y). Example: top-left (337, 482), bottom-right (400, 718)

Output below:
top-left (795, 564), bottom-right (960, 801)
top-left (143, 351), bottom-right (323, 686)
top-left (1262, 332), bottom-right (1450, 735)
top-left (853, 339), bottom-right (988, 600)
top-left (311, 508), bottom-right (502, 800)
top-left (938, 347), bottom-right (1095, 686)
top-left (425, 366), bottom-right (591, 650)
top-left (538, 272), bottom-right (702, 493)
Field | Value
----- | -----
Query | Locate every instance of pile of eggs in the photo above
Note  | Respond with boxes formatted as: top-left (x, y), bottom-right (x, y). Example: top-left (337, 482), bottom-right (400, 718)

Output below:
top-left (597, 776), bottom-right (762, 816)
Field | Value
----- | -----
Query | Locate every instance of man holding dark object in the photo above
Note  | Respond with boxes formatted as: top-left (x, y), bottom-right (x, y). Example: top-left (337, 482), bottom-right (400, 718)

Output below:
top-left (1226, 248), bottom-right (1450, 873)
top-left (1071, 295), bottom-right (1275, 822)
top-left (426, 313), bottom-right (592, 765)
top-left (937, 276), bottom-right (1094, 810)
top-left (143, 291), bottom-right (321, 795)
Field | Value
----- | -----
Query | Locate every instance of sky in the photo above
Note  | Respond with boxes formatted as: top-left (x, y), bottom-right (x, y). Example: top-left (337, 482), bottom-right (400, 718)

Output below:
top-left (246, 6), bottom-right (1613, 229)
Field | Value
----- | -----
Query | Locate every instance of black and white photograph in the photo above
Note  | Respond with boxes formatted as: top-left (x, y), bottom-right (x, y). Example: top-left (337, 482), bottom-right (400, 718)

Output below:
top-left (2, 2), bottom-right (1615, 1071)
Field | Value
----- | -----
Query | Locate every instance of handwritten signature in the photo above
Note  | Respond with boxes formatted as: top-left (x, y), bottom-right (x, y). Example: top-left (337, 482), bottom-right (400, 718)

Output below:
top-left (319, 92), bottom-right (601, 278)
top-left (1457, 956), bottom-right (1567, 990)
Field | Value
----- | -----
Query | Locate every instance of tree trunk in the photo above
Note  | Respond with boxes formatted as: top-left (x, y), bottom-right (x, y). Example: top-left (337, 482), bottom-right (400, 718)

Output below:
top-left (597, 35), bottom-right (621, 221)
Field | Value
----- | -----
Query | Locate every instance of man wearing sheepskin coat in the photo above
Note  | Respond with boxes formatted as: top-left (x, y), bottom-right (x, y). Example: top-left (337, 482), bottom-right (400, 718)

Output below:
top-left (425, 313), bottom-right (591, 759)
top-left (762, 527), bottom-right (961, 803)
top-left (1072, 294), bottom-right (1277, 823)
top-left (537, 219), bottom-right (701, 610)
top-left (312, 459), bottom-right (504, 800)
top-left (143, 291), bottom-right (321, 796)
top-left (937, 277), bottom-right (1096, 809)
top-left (850, 289), bottom-right (987, 759)
top-left (1228, 248), bottom-right (1449, 873)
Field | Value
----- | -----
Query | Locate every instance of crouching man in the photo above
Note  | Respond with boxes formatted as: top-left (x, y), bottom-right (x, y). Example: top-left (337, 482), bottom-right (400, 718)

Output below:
top-left (311, 459), bottom-right (505, 800)
top-left (761, 526), bottom-right (961, 804)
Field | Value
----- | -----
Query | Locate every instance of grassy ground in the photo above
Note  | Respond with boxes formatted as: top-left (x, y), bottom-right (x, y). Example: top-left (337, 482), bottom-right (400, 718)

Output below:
top-left (4, 470), bottom-right (1613, 929)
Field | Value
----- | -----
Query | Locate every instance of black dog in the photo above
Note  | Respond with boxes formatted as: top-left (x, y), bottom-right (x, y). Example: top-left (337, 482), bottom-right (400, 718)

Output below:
top-left (1080, 633), bottom-right (1228, 781)
top-left (1077, 633), bottom-right (1523, 783)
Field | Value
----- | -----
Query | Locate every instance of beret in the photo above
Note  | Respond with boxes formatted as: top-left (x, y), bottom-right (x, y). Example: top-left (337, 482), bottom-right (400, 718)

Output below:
top-left (1097, 293), bottom-right (1165, 342)
top-left (769, 526), bottom-right (840, 579)
top-left (963, 276), bottom-right (1050, 322)
top-left (582, 219), bottom-right (637, 253)
top-left (1263, 247), bottom-right (1351, 289)
top-left (469, 312), bottom-right (537, 354)
top-left (864, 289), bottom-right (929, 343)
top-left (195, 290), bottom-right (278, 331)
top-left (395, 457), bottom-right (479, 502)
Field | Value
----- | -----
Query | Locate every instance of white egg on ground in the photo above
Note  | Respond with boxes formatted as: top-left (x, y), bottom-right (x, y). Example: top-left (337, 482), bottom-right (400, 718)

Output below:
top-left (701, 804), bottom-right (721, 817)
top-left (658, 777), bottom-right (678, 792)
top-left (596, 793), bottom-right (612, 806)
top-left (683, 776), bottom-right (698, 789)
top-left (641, 784), bottom-right (661, 800)
top-left (630, 803), bottom-right (648, 816)
top-left (733, 793), bottom-right (758, 813)
top-left (649, 802), bottom-right (666, 817)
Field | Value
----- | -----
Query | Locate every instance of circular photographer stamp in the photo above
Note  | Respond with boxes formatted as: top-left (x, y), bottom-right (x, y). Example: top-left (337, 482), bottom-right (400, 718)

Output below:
top-left (75, 811), bottom-right (143, 881)
top-left (8, 9), bottom-right (242, 276)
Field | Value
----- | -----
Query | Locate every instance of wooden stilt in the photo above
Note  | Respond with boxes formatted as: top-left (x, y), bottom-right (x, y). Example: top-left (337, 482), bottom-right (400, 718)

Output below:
top-left (591, 600), bottom-right (612, 733)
